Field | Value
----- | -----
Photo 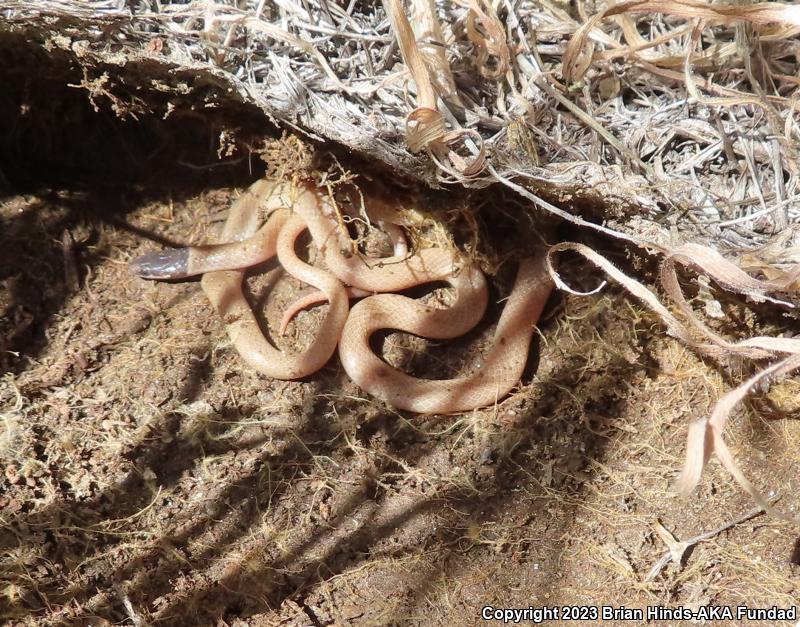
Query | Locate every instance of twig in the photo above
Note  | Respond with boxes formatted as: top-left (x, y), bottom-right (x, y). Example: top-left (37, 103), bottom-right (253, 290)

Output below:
top-left (645, 492), bottom-right (781, 582)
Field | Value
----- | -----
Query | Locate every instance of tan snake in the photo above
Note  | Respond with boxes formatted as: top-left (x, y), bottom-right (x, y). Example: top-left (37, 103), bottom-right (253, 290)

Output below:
top-left (131, 178), bottom-right (553, 413)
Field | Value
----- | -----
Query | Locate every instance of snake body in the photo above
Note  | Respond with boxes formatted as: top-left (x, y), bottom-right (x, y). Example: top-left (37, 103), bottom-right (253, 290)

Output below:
top-left (339, 255), bottom-right (550, 412)
top-left (131, 178), bottom-right (554, 412)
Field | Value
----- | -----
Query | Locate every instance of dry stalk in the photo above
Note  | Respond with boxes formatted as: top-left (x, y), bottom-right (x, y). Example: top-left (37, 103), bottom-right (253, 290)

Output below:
top-left (564, 0), bottom-right (800, 83)
top-left (545, 241), bottom-right (800, 520)
top-left (383, 0), bottom-right (486, 179)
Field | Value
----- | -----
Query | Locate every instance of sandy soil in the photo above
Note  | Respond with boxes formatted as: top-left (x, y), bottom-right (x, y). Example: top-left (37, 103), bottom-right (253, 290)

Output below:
top-left (1, 175), bottom-right (799, 627)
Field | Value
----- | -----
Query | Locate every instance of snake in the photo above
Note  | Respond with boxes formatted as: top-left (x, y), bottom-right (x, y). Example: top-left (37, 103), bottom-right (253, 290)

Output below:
top-left (131, 178), bottom-right (554, 412)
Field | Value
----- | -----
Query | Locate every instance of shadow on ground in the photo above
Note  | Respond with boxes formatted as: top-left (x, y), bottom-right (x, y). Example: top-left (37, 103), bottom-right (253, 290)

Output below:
top-left (0, 278), bottom-right (652, 623)
top-left (0, 34), bottom-right (273, 375)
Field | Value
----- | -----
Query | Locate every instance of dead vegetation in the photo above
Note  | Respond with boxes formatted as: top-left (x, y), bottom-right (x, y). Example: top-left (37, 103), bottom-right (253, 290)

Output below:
top-left (2, 0), bottom-right (800, 624)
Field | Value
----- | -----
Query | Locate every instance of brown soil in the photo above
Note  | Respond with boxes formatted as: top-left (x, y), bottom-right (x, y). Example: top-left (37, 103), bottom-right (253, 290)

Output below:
top-left (1, 170), bottom-right (799, 627)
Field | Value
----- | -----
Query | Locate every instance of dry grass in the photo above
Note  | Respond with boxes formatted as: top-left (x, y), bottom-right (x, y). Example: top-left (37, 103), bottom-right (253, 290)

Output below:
top-left (3, 0), bottom-right (800, 240)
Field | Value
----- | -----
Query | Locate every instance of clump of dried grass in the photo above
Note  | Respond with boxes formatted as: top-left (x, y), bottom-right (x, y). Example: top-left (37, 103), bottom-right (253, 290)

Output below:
top-left (3, 0), bottom-right (797, 219)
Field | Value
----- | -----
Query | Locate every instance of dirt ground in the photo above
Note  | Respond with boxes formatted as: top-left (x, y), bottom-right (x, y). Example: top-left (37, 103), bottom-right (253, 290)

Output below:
top-left (2, 160), bottom-right (800, 627)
